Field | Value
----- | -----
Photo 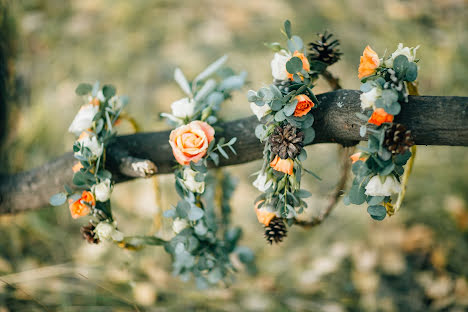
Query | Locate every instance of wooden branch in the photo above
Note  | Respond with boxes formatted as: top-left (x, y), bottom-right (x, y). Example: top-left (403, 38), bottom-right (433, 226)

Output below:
top-left (0, 90), bottom-right (467, 215)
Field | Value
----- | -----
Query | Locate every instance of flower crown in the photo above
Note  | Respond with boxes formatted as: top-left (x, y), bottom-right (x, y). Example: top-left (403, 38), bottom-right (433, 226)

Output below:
top-left (345, 43), bottom-right (420, 220)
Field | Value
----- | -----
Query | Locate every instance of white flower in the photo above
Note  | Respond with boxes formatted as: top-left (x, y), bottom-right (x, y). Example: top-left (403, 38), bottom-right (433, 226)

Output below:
top-left (250, 103), bottom-right (271, 121)
top-left (75, 134), bottom-right (103, 158)
top-left (384, 43), bottom-right (419, 67)
top-left (252, 172), bottom-right (273, 192)
top-left (171, 97), bottom-right (195, 118)
top-left (68, 104), bottom-right (99, 135)
top-left (182, 168), bottom-right (205, 193)
top-left (360, 87), bottom-right (382, 110)
top-left (271, 51), bottom-right (290, 80)
top-left (95, 222), bottom-right (124, 241)
top-left (172, 218), bottom-right (189, 234)
top-left (365, 175), bottom-right (402, 197)
top-left (92, 179), bottom-right (112, 202)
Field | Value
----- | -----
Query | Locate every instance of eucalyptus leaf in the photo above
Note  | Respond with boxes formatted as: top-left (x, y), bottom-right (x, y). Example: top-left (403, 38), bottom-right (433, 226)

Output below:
top-left (49, 193), bottom-right (67, 206)
top-left (174, 68), bottom-right (192, 96)
top-left (75, 83), bottom-right (92, 96)
top-left (194, 55), bottom-right (228, 82)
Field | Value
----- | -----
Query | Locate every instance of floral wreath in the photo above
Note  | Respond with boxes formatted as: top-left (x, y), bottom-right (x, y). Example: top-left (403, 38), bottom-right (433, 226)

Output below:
top-left (50, 57), bottom-right (256, 287)
top-left (344, 43), bottom-right (420, 220)
top-left (247, 21), bottom-right (343, 244)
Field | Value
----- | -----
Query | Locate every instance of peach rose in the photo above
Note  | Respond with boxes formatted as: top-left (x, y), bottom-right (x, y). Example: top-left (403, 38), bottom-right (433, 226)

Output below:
top-left (350, 152), bottom-right (367, 164)
top-left (169, 120), bottom-right (215, 166)
top-left (90, 97), bottom-right (100, 106)
top-left (287, 51), bottom-right (310, 80)
top-left (69, 191), bottom-right (95, 219)
top-left (255, 200), bottom-right (276, 226)
top-left (358, 45), bottom-right (380, 79)
top-left (368, 108), bottom-right (394, 126)
top-left (294, 94), bottom-right (315, 117)
top-left (270, 155), bottom-right (294, 175)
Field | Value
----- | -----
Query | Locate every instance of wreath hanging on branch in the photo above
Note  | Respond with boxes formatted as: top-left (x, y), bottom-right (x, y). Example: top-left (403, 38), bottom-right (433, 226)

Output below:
top-left (47, 20), bottom-right (422, 287)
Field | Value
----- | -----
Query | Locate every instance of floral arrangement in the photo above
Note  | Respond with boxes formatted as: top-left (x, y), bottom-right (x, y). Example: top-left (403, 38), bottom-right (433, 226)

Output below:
top-left (160, 56), bottom-right (255, 287)
top-left (49, 82), bottom-right (129, 243)
top-left (247, 21), bottom-right (342, 244)
top-left (344, 43), bottom-right (420, 220)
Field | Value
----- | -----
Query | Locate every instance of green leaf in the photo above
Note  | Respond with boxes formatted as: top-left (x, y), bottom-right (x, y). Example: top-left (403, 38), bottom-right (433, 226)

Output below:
top-left (264, 42), bottom-right (283, 52)
top-left (217, 145), bottom-right (229, 159)
top-left (247, 90), bottom-right (258, 102)
top-left (367, 196), bottom-right (385, 206)
top-left (384, 102), bottom-right (401, 115)
top-left (284, 20), bottom-right (292, 39)
top-left (236, 246), bottom-right (255, 263)
top-left (174, 67), bottom-right (192, 96)
top-left (194, 55), bottom-right (228, 82)
top-left (274, 110), bottom-right (286, 122)
top-left (210, 152), bottom-right (219, 166)
top-left (393, 55), bottom-right (409, 78)
top-left (297, 149), bottom-right (307, 161)
top-left (367, 205), bottom-right (387, 221)
top-left (49, 193), bottom-right (67, 206)
top-left (295, 189), bottom-right (312, 198)
top-left (188, 205), bottom-right (204, 221)
top-left (283, 100), bottom-right (298, 116)
top-left (405, 62), bottom-right (418, 82)
top-left (286, 57), bottom-right (303, 75)
top-left (287, 35), bottom-right (303, 53)
top-left (102, 85), bottom-right (116, 99)
top-left (75, 83), bottom-right (92, 96)
top-left (349, 184), bottom-right (366, 205)
top-left (303, 127), bottom-right (315, 144)
top-left (360, 82), bottom-right (374, 93)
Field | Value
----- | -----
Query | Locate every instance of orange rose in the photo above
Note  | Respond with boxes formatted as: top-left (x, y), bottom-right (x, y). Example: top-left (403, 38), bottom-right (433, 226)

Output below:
top-left (350, 152), bottom-right (367, 164)
top-left (287, 51), bottom-right (310, 80)
top-left (294, 94), bottom-right (315, 117)
top-left (169, 120), bottom-right (215, 166)
top-left (358, 45), bottom-right (380, 79)
top-left (368, 108), bottom-right (394, 126)
top-left (255, 200), bottom-right (276, 226)
top-left (270, 155), bottom-right (294, 175)
top-left (69, 191), bottom-right (95, 219)
top-left (72, 162), bottom-right (83, 173)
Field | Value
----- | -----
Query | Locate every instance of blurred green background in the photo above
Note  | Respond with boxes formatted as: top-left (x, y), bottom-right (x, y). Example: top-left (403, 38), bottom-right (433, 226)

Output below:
top-left (1, 0), bottom-right (468, 311)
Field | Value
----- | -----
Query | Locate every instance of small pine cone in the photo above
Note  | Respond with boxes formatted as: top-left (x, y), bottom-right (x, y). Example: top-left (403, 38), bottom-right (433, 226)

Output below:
top-left (308, 31), bottom-right (342, 66)
top-left (269, 124), bottom-right (304, 159)
top-left (384, 123), bottom-right (415, 155)
top-left (80, 223), bottom-right (100, 244)
top-left (273, 79), bottom-right (294, 94)
top-left (264, 217), bottom-right (288, 244)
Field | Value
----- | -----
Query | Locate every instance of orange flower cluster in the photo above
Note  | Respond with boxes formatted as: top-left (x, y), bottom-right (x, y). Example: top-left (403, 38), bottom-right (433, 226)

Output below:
top-left (358, 45), bottom-right (380, 79)
top-left (350, 152), bottom-right (367, 164)
top-left (69, 191), bottom-right (95, 219)
top-left (270, 155), bottom-right (294, 175)
top-left (254, 200), bottom-right (276, 226)
top-left (294, 94), bottom-right (314, 117)
top-left (368, 108), bottom-right (394, 126)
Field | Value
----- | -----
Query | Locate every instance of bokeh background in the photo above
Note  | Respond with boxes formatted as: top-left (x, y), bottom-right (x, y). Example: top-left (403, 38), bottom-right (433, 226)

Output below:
top-left (1, 0), bottom-right (468, 311)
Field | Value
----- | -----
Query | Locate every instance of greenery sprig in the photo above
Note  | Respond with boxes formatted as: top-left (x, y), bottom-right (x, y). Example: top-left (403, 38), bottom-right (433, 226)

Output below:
top-left (344, 44), bottom-right (420, 220)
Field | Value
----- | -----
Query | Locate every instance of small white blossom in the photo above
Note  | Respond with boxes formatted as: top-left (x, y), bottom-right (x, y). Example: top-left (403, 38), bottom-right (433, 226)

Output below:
top-left (172, 218), bottom-right (189, 234)
top-left (360, 87), bottom-right (382, 110)
top-left (250, 103), bottom-right (271, 121)
top-left (95, 222), bottom-right (124, 241)
top-left (365, 175), bottom-right (402, 197)
top-left (384, 43), bottom-right (419, 67)
top-left (183, 167), bottom-right (205, 193)
top-left (75, 135), bottom-right (103, 158)
top-left (92, 179), bottom-right (112, 202)
top-left (171, 97), bottom-right (195, 118)
top-left (68, 104), bottom-right (99, 135)
top-left (271, 51), bottom-right (290, 80)
top-left (252, 172), bottom-right (273, 192)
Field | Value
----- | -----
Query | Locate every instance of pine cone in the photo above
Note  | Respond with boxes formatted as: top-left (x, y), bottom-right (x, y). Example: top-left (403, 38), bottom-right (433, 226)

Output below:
top-left (264, 217), bottom-right (287, 244)
top-left (273, 79), bottom-right (294, 94)
top-left (308, 31), bottom-right (342, 66)
top-left (80, 223), bottom-right (100, 244)
top-left (384, 123), bottom-right (415, 155)
top-left (269, 124), bottom-right (304, 159)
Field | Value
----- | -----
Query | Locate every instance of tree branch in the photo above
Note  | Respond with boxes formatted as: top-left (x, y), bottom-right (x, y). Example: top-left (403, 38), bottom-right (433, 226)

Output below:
top-left (0, 89), bottom-right (467, 215)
